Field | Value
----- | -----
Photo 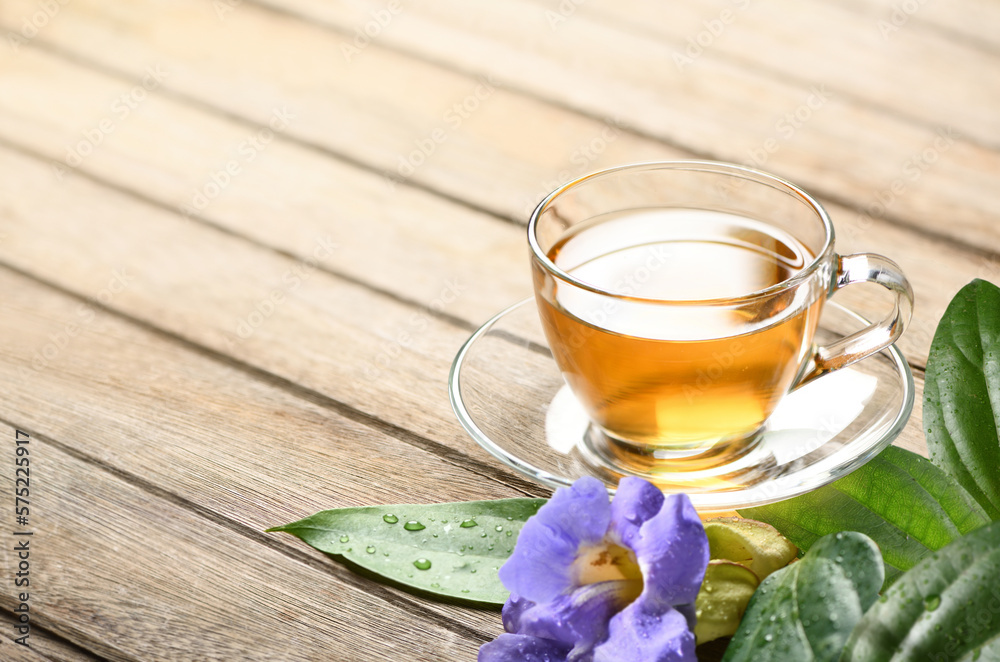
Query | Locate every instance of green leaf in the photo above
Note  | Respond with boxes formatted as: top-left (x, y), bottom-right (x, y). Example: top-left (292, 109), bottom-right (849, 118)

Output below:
top-left (267, 498), bottom-right (545, 605)
top-left (925, 278), bottom-right (1000, 520)
top-left (695, 560), bottom-right (760, 645)
top-left (739, 446), bottom-right (989, 584)
top-left (705, 517), bottom-right (798, 579)
top-left (722, 532), bottom-right (884, 662)
top-left (842, 520), bottom-right (1000, 661)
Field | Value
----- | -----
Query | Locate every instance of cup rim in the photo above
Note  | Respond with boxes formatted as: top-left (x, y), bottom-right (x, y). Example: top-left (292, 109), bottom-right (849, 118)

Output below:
top-left (527, 160), bottom-right (836, 305)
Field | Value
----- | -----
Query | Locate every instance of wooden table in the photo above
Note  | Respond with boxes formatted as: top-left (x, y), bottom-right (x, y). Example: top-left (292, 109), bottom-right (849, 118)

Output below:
top-left (0, 0), bottom-right (996, 660)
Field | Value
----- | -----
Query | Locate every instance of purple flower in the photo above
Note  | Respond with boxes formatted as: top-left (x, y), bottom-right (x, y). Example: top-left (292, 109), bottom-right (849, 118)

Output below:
top-left (480, 477), bottom-right (709, 662)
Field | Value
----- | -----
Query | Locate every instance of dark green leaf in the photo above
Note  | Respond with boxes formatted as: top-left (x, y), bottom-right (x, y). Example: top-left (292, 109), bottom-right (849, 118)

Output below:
top-left (842, 520), bottom-right (1000, 661)
top-left (722, 532), bottom-right (884, 662)
top-left (925, 278), bottom-right (1000, 520)
top-left (739, 446), bottom-right (989, 585)
top-left (267, 498), bottom-right (545, 605)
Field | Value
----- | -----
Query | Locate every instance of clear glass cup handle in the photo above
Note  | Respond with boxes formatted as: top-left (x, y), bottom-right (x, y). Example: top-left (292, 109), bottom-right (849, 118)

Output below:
top-left (797, 253), bottom-right (914, 386)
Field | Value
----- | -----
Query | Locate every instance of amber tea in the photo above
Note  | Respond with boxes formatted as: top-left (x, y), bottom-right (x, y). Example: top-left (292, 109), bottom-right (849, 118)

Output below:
top-left (529, 162), bottom-right (912, 477)
top-left (534, 210), bottom-right (824, 450)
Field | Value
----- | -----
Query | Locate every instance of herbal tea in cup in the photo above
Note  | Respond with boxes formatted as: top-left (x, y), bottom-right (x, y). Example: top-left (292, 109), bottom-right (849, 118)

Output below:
top-left (528, 162), bottom-right (913, 471)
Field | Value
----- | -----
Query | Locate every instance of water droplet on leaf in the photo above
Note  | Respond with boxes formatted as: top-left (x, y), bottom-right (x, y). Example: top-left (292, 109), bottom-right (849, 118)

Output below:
top-left (924, 595), bottom-right (941, 612)
top-left (413, 558), bottom-right (432, 570)
top-left (366, 545), bottom-right (376, 554)
top-left (383, 514), bottom-right (399, 524)
top-left (339, 535), bottom-right (350, 543)
top-left (404, 521), bottom-right (426, 531)
top-left (460, 519), bottom-right (478, 528)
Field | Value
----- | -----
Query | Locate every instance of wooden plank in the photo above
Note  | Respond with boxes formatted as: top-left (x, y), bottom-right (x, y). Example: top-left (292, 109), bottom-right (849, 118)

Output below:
top-left (0, 612), bottom-right (107, 662)
top-left (0, 421), bottom-right (496, 661)
top-left (521, 0), bottom-right (1000, 145)
top-left (0, 0), bottom-right (998, 257)
top-left (0, 635), bottom-right (56, 662)
top-left (0, 48), bottom-right (533, 326)
top-left (830, 0), bottom-right (1000, 52)
top-left (0, 47), bottom-right (992, 375)
top-left (0, 143), bottom-right (495, 462)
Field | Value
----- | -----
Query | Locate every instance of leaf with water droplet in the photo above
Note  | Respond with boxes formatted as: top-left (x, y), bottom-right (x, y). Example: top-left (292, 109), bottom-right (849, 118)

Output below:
top-left (722, 531), bottom-right (883, 662)
top-left (739, 446), bottom-right (990, 588)
top-left (267, 497), bottom-right (545, 605)
top-left (843, 520), bottom-right (1000, 662)
top-left (695, 560), bottom-right (759, 645)
top-left (924, 279), bottom-right (1000, 521)
top-left (924, 594), bottom-right (941, 612)
top-left (704, 517), bottom-right (798, 580)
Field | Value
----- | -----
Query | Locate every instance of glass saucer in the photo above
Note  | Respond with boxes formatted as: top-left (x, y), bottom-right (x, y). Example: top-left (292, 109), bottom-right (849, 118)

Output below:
top-left (448, 297), bottom-right (914, 512)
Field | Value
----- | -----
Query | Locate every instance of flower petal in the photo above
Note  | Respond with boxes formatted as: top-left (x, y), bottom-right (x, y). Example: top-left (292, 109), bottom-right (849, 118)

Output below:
top-left (608, 476), bottom-right (666, 549)
top-left (631, 493), bottom-right (709, 607)
top-left (478, 633), bottom-right (570, 662)
top-left (499, 477), bottom-right (611, 603)
top-left (591, 602), bottom-right (696, 662)
top-left (501, 593), bottom-right (533, 634)
top-left (509, 581), bottom-right (637, 651)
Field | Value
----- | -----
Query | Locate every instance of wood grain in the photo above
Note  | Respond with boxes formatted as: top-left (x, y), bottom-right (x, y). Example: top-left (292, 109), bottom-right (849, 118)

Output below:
top-left (523, 0), bottom-right (999, 144)
top-left (1, 0), bottom-right (997, 255)
top-left (0, 423), bottom-right (496, 661)
top-left (0, 612), bottom-right (107, 662)
top-left (830, 0), bottom-right (1000, 50)
top-left (0, 144), bottom-right (505, 468)
top-left (0, 635), bottom-right (56, 662)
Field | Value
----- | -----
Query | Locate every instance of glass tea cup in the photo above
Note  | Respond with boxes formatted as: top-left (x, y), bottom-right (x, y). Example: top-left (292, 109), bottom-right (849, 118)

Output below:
top-left (528, 161), bottom-right (913, 473)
